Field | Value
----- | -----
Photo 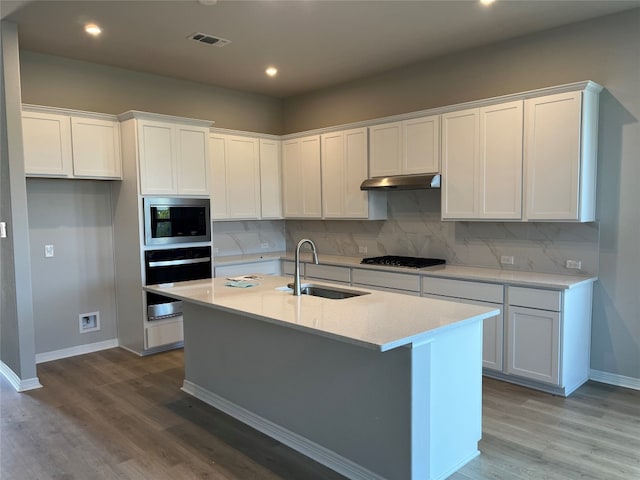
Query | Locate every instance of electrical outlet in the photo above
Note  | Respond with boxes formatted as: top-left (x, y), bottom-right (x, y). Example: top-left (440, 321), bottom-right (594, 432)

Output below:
top-left (566, 260), bottom-right (582, 270)
top-left (0, 222), bottom-right (6, 238)
top-left (212, 247), bottom-right (219, 254)
top-left (260, 243), bottom-right (269, 249)
top-left (359, 246), bottom-right (368, 254)
top-left (500, 255), bottom-right (514, 265)
top-left (44, 244), bottom-right (54, 258)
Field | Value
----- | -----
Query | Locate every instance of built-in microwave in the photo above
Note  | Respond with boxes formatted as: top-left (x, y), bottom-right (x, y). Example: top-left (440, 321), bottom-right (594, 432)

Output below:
top-left (143, 197), bottom-right (210, 246)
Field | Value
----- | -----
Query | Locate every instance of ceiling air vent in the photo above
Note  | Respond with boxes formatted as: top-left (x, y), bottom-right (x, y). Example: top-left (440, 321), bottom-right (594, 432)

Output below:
top-left (188, 32), bottom-right (231, 47)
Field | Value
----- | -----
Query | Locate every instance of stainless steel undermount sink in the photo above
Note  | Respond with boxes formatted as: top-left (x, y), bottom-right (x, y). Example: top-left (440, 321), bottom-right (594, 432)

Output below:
top-left (283, 283), bottom-right (370, 300)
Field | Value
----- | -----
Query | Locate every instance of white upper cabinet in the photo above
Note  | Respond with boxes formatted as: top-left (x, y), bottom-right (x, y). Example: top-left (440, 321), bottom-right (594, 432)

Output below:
top-left (209, 133), bottom-right (261, 220)
top-left (441, 108), bottom-right (479, 219)
top-left (442, 100), bottom-right (527, 221)
top-left (259, 138), bottom-right (283, 219)
top-left (22, 106), bottom-right (121, 179)
top-left (403, 116), bottom-right (440, 175)
top-left (524, 89), bottom-right (599, 221)
top-left (176, 126), bottom-right (209, 195)
top-left (369, 115), bottom-right (440, 178)
top-left (137, 120), bottom-right (176, 194)
top-left (23, 110), bottom-right (73, 177)
top-left (282, 135), bottom-right (322, 218)
top-left (137, 117), bottom-right (209, 196)
top-left (321, 128), bottom-right (386, 219)
top-left (71, 116), bottom-right (121, 179)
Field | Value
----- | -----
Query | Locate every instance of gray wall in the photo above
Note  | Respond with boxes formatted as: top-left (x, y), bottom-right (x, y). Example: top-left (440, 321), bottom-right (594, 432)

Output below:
top-left (19, 51), bottom-right (284, 135)
top-left (26, 179), bottom-right (118, 354)
top-left (0, 21), bottom-right (37, 382)
top-left (283, 10), bottom-right (640, 381)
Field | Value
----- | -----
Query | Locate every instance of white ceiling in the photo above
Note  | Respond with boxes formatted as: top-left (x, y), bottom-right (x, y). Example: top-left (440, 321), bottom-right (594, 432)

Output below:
top-left (3, 0), bottom-right (639, 98)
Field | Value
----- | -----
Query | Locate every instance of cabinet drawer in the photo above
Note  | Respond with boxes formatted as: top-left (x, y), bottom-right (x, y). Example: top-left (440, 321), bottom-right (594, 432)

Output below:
top-left (305, 264), bottom-right (351, 283)
top-left (351, 268), bottom-right (420, 292)
top-left (282, 260), bottom-right (301, 276)
top-left (422, 277), bottom-right (503, 303)
top-left (146, 320), bottom-right (183, 349)
top-left (508, 286), bottom-right (561, 312)
top-left (214, 261), bottom-right (280, 278)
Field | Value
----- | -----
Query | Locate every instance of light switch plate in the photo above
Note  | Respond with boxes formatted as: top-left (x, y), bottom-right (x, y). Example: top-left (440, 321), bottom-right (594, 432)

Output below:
top-left (0, 222), bottom-right (6, 238)
top-left (44, 244), bottom-right (54, 258)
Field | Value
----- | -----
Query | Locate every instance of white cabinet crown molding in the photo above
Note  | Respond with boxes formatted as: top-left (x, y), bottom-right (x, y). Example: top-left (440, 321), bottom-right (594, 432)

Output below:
top-left (22, 103), bottom-right (119, 122)
top-left (279, 80), bottom-right (603, 140)
top-left (117, 110), bottom-right (213, 128)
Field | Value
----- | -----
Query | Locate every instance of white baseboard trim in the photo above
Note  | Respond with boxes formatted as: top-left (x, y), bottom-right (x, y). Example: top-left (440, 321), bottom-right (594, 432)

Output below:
top-left (36, 339), bottom-right (119, 364)
top-left (181, 380), bottom-right (386, 480)
top-left (590, 369), bottom-right (640, 391)
top-left (0, 361), bottom-right (42, 392)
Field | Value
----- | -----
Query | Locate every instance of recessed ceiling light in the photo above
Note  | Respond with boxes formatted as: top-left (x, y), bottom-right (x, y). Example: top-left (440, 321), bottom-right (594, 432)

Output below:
top-left (84, 23), bottom-right (102, 36)
top-left (265, 67), bottom-right (278, 77)
top-left (480, 0), bottom-right (496, 5)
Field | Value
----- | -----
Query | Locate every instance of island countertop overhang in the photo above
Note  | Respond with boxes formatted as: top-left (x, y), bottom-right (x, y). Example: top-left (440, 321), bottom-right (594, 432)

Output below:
top-left (145, 276), bottom-right (499, 352)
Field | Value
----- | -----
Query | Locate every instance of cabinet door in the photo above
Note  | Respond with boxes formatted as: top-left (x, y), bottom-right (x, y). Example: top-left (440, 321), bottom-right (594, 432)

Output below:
top-left (282, 139), bottom-right (303, 217)
top-left (226, 135), bottom-right (260, 219)
top-left (176, 126), bottom-right (209, 195)
top-left (321, 131), bottom-right (345, 218)
top-left (71, 117), bottom-right (122, 179)
top-left (506, 305), bottom-right (560, 385)
top-left (441, 108), bottom-right (479, 219)
top-left (260, 139), bottom-right (282, 219)
top-left (343, 128), bottom-right (369, 218)
top-left (138, 120), bottom-right (176, 194)
top-left (209, 134), bottom-right (228, 219)
top-left (283, 135), bottom-right (321, 218)
top-left (403, 115), bottom-right (439, 174)
top-left (300, 136), bottom-right (322, 217)
top-left (478, 101), bottom-right (523, 219)
top-left (524, 92), bottom-right (582, 221)
top-left (369, 122), bottom-right (402, 177)
top-left (22, 111), bottom-right (72, 177)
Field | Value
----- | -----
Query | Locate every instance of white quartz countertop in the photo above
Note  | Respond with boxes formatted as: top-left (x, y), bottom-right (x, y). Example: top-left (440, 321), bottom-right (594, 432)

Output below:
top-left (215, 252), bottom-right (596, 290)
top-left (145, 275), bottom-right (498, 352)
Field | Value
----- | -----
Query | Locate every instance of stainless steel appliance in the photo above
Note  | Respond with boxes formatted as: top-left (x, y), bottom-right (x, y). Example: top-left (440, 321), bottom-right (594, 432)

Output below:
top-left (144, 246), bottom-right (212, 321)
top-left (143, 197), bottom-right (210, 246)
top-left (361, 255), bottom-right (446, 268)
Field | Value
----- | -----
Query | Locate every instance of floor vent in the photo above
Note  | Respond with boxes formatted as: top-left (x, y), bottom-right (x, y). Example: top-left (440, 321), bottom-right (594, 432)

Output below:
top-left (188, 32), bottom-right (231, 47)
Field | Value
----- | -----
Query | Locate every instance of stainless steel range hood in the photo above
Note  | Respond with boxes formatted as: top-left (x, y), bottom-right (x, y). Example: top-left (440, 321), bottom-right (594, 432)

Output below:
top-left (360, 173), bottom-right (441, 191)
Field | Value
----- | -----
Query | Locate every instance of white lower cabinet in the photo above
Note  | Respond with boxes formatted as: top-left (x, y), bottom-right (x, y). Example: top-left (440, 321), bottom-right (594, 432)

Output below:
top-left (422, 277), bottom-right (504, 371)
top-left (146, 320), bottom-right (184, 350)
top-left (505, 284), bottom-right (592, 395)
top-left (506, 304), bottom-right (560, 384)
top-left (351, 268), bottom-right (421, 295)
top-left (305, 263), bottom-right (351, 285)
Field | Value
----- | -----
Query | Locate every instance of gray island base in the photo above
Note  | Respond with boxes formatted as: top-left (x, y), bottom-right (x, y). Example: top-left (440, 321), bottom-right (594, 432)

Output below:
top-left (145, 276), bottom-right (499, 480)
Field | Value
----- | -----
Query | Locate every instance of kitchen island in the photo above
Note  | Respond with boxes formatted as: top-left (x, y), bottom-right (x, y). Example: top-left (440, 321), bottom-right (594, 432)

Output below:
top-left (145, 276), bottom-right (499, 480)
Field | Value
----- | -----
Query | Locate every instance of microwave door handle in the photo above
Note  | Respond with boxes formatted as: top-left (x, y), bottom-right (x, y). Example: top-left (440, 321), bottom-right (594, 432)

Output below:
top-left (148, 257), bottom-right (211, 268)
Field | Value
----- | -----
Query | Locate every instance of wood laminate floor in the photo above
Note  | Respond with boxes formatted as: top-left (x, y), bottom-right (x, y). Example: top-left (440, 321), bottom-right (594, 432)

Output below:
top-left (1, 348), bottom-right (638, 480)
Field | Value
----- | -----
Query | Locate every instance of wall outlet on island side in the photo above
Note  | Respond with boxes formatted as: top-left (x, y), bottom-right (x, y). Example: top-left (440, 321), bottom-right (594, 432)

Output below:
top-left (260, 243), bottom-right (269, 249)
top-left (359, 246), bottom-right (368, 254)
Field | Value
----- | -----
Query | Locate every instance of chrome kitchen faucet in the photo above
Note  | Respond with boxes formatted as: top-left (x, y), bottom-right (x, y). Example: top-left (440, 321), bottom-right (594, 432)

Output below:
top-left (293, 238), bottom-right (318, 296)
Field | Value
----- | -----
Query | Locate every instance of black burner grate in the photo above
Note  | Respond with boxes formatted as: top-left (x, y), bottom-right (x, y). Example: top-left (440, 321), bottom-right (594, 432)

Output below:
top-left (361, 256), bottom-right (446, 269)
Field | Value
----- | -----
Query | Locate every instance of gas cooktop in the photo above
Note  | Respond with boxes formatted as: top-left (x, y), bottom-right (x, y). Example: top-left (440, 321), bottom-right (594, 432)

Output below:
top-left (361, 256), bottom-right (446, 269)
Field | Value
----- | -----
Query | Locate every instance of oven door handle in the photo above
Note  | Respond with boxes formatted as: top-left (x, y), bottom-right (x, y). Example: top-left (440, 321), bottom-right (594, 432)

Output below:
top-left (148, 257), bottom-right (211, 268)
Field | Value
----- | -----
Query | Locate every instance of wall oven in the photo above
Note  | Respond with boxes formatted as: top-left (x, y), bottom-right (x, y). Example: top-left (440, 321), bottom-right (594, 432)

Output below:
top-left (144, 197), bottom-right (210, 246)
top-left (144, 246), bottom-right (212, 321)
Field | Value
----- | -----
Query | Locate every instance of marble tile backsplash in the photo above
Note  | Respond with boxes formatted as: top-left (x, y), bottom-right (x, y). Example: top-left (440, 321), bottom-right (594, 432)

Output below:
top-left (213, 220), bottom-right (286, 256)
top-left (285, 190), bottom-right (600, 276)
top-left (212, 191), bottom-right (599, 276)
